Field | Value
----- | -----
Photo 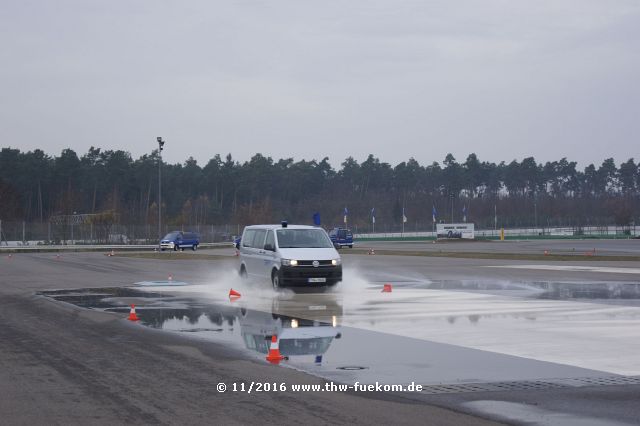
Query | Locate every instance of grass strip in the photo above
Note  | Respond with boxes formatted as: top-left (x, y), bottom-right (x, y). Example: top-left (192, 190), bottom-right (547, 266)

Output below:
top-left (347, 249), bottom-right (640, 262)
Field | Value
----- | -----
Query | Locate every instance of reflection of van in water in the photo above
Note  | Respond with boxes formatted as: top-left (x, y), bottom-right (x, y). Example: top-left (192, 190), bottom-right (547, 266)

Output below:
top-left (237, 297), bottom-right (342, 360)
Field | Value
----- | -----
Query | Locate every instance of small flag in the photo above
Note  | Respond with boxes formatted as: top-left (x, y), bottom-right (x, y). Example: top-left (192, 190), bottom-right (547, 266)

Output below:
top-left (432, 205), bottom-right (437, 223)
top-left (402, 207), bottom-right (407, 223)
top-left (343, 207), bottom-right (348, 224)
top-left (371, 207), bottom-right (376, 224)
top-left (462, 205), bottom-right (467, 223)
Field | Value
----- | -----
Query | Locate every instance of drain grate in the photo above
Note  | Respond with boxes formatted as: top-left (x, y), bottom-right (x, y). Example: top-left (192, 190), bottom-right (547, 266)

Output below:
top-left (421, 375), bottom-right (640, 395)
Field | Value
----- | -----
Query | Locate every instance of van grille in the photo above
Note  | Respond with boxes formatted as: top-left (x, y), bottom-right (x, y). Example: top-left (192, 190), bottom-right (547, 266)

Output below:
top-left (297, 260), bottom-right (333, 267)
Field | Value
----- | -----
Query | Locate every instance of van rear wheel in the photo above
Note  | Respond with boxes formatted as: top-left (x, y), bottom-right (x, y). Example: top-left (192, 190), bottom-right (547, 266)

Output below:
top-left (239, 265), bottom-right (248, 279)
top-left (192, 244), bottom-right (197, 251)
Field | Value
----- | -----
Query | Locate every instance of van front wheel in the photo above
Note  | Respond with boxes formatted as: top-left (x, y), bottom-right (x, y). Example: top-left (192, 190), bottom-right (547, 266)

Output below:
top-left (271, 270), bottom-right (281, 290)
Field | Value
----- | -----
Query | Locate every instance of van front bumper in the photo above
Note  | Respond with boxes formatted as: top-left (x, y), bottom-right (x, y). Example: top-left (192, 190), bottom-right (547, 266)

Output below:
top-left (279, 265), bottom-right (342, 286)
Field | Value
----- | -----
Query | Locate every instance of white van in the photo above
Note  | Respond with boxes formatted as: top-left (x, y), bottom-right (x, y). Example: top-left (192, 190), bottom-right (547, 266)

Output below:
top-left (238, 223), bottom-right (342, 289)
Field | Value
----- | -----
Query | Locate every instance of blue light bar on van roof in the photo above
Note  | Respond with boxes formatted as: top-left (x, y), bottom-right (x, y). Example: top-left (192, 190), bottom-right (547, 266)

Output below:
top-left (281, 221), bottom-right (288, 228)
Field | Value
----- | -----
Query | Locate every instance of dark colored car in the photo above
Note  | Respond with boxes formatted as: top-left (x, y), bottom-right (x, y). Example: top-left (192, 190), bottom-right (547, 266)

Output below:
top-left (328, 227), bottom-right (353, 248)
top-left (160, 231), bottom-right (200, 251)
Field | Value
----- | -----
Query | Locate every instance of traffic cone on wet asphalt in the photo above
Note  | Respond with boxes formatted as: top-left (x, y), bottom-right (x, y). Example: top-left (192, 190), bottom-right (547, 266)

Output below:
top-left (7, 253), bottom-right (12, 259)
top-left (229, 288), bottom-right (241, 300)
top-left (382, 283), bottom-right (392, 293)
top-left (128, 304), bottom-right (140, 321)
top-left (544, 250), bottom-right (549, 256)
top-left (266, 335), bottom-right (285, 364)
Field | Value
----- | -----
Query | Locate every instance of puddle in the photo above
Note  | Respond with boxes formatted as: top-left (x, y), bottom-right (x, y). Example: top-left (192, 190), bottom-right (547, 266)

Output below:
top-left (39, 283), bottom-right (631, 385)
top-left (135, 280), bottom-right (190, 287)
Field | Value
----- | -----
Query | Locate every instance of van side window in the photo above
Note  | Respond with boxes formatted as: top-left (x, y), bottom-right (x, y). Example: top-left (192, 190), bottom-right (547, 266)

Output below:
top-left (252, 230), bottom-right (267, 248)
top-left (264, 231), bottom-right (275, 251)
top-left (242, 230), bottom-right (256, 247)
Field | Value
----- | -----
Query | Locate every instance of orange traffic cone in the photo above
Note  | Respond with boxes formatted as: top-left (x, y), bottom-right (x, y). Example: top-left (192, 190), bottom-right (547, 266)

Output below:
top-left (382, 283), bottom-right (392, 293)
top-left (128, 304), bottom-right (140, 321)
top-left (229, 288), bottom-right (241, 299)
top-left (265, 335), bottom-right (285, 364)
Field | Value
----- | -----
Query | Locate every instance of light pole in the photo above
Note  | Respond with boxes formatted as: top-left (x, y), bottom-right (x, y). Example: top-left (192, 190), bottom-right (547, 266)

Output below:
top-left (450, 194), bottom-right (454, 223)
top-left (157, 137), bottom-right (165, 242)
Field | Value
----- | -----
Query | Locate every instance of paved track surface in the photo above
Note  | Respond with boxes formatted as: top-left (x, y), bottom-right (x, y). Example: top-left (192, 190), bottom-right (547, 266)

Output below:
top-left (3, 244), bottom-right (640, 425)
top-left (0, 252), bottom-right (499, 426)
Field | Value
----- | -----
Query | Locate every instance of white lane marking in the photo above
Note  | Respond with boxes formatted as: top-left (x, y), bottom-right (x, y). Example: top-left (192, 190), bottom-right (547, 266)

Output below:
top-left (484, 265), bottom-right (640, 274)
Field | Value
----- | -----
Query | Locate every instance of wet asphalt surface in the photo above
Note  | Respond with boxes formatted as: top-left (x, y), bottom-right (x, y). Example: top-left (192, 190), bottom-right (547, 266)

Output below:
top-left (2, 241), bottom-right (640, 425)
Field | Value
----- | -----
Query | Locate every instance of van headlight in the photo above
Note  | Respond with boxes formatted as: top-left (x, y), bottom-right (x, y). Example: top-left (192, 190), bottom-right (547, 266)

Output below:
top-left (282, 259), bottom-right (298, 266)
top-left (332, 258), bottom-right (341, 266)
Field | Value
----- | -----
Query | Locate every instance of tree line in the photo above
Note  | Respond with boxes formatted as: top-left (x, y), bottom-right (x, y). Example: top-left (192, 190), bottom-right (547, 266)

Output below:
top-left (1, 147), bottom-right (638, 231)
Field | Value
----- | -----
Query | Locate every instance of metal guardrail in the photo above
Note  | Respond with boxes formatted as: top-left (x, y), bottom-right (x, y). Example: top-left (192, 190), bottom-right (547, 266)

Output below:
top-left (0, 242), bottom-right (233, 253)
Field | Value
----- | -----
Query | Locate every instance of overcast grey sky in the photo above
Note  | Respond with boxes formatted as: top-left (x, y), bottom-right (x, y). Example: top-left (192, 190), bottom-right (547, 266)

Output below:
top-left (1, 1), bottom-right (639, 167)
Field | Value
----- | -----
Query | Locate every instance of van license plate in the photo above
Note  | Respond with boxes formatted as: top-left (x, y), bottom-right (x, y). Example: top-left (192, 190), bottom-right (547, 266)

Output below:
top-left (308, 278), bottom-right (326, 283)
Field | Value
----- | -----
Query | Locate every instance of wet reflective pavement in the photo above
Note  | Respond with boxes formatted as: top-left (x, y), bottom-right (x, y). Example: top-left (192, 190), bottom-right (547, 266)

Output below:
top-left (39, 272), bottom-right (640, 388)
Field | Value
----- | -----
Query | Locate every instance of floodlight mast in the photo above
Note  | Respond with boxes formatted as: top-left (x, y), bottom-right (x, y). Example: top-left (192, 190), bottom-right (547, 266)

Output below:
top-left (157, 137), bottom-right (165, 242)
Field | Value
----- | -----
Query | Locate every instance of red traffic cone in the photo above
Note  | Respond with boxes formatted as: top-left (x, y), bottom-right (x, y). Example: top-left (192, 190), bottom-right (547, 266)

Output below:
top-left (265, 335), bottom-right (285, 364)
top-left (382, 283), bottom-right (392, 293)
top-left (168, 273), bottom-right (173, 281)
top-left (128, 304), bottom-right (140, 321)
top-left (229, 288), bottom-right (241, 299)
top-left (544, 250), bottom-right (549, 256)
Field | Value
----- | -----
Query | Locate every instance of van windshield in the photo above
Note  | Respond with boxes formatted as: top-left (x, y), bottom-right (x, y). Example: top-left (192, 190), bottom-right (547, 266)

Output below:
top-left (276, 229), bottom-right (333, 248)
top-left (163, 232), bottom-right (180, 240)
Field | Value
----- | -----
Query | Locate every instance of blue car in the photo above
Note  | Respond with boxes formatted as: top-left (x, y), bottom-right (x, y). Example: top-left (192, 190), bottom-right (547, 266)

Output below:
top-left (160, 231), bottom-right (200, 251)
top-left (328, 227), bottom-right (353, 248)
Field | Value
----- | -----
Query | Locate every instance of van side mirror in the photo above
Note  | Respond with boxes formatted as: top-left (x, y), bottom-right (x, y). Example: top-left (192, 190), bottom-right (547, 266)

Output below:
top-left (333, 242), bottom-right (340, 249)
top-left (264, 243), bottom-right (275, 252)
